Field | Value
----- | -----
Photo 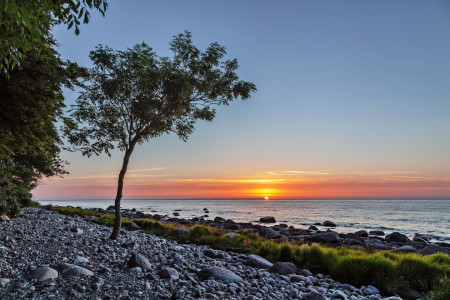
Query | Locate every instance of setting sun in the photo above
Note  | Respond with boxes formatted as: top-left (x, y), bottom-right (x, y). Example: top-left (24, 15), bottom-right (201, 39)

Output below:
top-left (264, 197), bottom-right (269, 200)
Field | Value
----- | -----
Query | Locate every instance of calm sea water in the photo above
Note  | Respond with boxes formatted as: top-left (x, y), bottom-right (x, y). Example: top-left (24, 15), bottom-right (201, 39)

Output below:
top-left (37, 199), bottom-right (450, 241)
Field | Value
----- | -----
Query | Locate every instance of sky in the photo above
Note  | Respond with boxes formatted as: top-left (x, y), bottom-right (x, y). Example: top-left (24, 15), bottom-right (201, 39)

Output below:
top-left (34, 0), bottom-right (450, 200)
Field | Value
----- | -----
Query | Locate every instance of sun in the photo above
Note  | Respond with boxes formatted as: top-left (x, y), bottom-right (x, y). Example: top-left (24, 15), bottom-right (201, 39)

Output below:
top-left (264, 197), bottom-right (269, 200)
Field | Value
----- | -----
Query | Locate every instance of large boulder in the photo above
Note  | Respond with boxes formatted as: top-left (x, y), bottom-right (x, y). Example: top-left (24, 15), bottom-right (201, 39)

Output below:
top-left (246, 255), bottom-right (273, 269)
top-left (56, 262), bottom-right (94, 276)
top-left (310, 232), bottom-right (340, 244)
top-left (128, 252), bottom-right (152, 271)
top-left (260, 216), bottom-right (276, 223)
top-left (269, 262), bottom-right (297, 275)
top-left (385, 232), bottom-right (410, 243)
top-left (172, 228), bottom-right (190, 237)
top-left (198, 267), bottom-right (243, 283)
top-left (30, 267), bottom-right (58, 281)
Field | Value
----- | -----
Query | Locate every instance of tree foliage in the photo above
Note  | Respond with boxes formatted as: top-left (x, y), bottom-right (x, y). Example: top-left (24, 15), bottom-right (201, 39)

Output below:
top-left (0, 37), bottom-right (87, 216)
top-left (63, 31), bottom-right (257, 239)
top-left (0, 0), bottom-right (108, 73)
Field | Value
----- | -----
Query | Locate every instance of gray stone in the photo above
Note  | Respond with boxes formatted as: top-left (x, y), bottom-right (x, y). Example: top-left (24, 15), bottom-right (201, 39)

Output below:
top-left (172, 228), bottom-right (190, 237)
top-left (310, 232), bottom-right (340, 244)
top-left (300, 269), bottom-right (313, 276)
top-left (30, 267), bottom-right (58, 281)
top-left (127, 222), bottom-right (140, 230)
top-left (363, 285), bottom-right (380, 295)
top-left (264, 228), bottom-right (281, 239)
top-left (0, 278), bottom-right (11, 286)
top-left (76, 256), bottom-right (89, 263)
top-left (246, 254), bottom-right (273, 269)
top-left (198, 267), bottom-right (243, 283)
top-left (56, 262), bottom-right (94, 276)
top-left (161, 268), bottom-right (179, 280)
top-left (330, 290), bottom-right (347, 299)
top-left (269, 262), bottom-right (297, 275)
top-left (128, 252), bottom-right (152, 271)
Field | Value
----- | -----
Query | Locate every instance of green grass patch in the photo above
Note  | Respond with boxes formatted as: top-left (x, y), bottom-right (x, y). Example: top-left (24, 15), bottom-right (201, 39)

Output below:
top-left (36, 205), bottom-right (450, 299)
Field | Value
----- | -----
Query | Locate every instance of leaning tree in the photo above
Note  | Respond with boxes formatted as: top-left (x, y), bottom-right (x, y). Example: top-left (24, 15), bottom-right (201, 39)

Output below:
top-left (62, 31), bottom-right (257, 239)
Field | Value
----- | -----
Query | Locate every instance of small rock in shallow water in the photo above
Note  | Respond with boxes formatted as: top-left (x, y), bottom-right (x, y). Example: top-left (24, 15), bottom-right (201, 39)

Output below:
top-left (260, 216), bottom-right (276, 223)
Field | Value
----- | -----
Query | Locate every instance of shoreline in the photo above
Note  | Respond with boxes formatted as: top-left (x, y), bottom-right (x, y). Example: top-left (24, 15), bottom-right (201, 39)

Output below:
top-left (0, 206), bottom-right (412, 300)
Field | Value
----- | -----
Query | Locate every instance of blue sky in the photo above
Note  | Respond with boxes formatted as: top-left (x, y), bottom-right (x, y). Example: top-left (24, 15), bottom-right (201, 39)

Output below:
top-left (35, 0), bottom-right (450, 199)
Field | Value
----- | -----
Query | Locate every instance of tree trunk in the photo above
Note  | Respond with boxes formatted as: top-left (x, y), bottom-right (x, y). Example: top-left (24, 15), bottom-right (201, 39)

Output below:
top-left (109, 143), bottom-right (137, 240)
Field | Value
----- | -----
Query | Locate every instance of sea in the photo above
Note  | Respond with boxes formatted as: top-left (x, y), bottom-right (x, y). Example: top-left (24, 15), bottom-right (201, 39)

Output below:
top-left (36, 199), bottom-right (450, 241)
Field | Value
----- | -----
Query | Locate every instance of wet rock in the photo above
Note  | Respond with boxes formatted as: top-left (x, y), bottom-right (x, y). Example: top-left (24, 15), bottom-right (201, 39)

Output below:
top-left (246, 255), bottom-right (273, 269)
top-left (354, 230), bottom-right (369, 238)
top-left (56, 262), bottom-right (94, 276)
top-left (214, 216), bottom-right (226, 223)
top-left (322, 220), bottom-right (336, 227)
top-left (385, 232), bottom-right (410, 243)
top-left (76, 256), bottom-right (89, 263)
top-left (198, 266), bottom-right (243, 283)
top-left (269, 262), bottom-right (297, 275)
top-left (260, 216), bottom-right (276, 223)
top-left (128, 252), bottom-right (152, 270)
top-left (172, 228), bottom-right (189, 237)
top-left (308, 225), bottom-right (319, 231)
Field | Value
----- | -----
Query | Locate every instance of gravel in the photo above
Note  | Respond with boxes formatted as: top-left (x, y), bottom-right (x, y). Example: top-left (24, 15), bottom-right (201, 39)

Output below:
top-left (0, 207), bottom-right (400, 299)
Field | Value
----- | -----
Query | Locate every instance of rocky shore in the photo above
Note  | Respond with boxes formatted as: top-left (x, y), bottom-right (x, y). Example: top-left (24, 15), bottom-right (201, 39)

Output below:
top-left (0, 207), bottom-right (406, 300)
top-left (93, 205), bottom-right (450, 256)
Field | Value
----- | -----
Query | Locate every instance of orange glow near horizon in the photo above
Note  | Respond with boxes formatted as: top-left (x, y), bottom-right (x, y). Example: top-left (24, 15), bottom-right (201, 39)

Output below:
top-left (32, 168), bottom-right (450, 200)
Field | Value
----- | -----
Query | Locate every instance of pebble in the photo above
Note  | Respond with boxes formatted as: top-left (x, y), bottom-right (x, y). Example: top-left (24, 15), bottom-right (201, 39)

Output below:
top-left (0, 207), bottom-right (402, 300)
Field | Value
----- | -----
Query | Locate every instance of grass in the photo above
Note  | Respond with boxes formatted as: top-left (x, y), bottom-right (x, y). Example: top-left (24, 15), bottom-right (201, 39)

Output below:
top-left (37, 204), bottom-right (450, 300)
